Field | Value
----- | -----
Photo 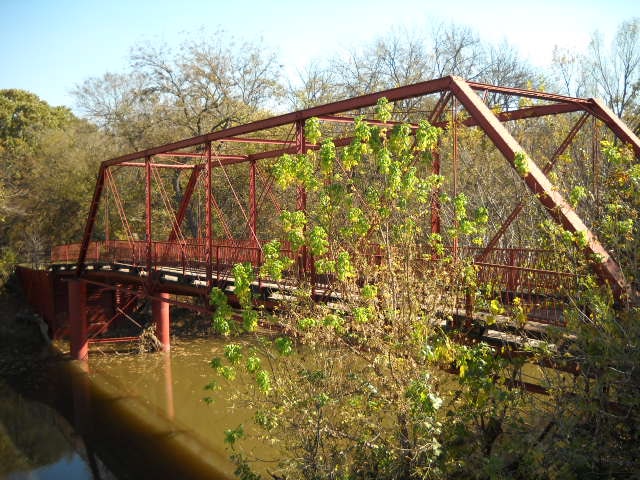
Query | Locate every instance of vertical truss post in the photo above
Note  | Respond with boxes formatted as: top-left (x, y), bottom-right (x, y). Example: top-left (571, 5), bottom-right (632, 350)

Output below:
top-left (249, 159), bottom-right (257, 246)
top-left (104, 194), bottom-right (110, 243)
top-left (145, 156), bottom-right (153, 278)
top-left (591, 117), bottom-right (601, 216)
top-left (205, 143), bottom-right (213, 289)
top-left (450, 76), bottom-right (627, 297)
top-left (451, 98), bottom-right (459, 260)
top-left (430, 150), bottom-right (441, 235)
top-left (296, 121), bottom-right (308, 277)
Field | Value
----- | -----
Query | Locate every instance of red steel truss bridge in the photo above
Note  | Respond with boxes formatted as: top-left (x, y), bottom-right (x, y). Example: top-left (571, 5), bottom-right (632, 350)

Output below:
top-left (17, 76), bottom-right (639, 360)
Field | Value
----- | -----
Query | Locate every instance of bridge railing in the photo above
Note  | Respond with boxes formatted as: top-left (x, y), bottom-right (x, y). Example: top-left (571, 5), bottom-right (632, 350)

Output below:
top-left (455, 246), bottom-right (578, 324)
top-left (52, 241), bottom-right (575, 324)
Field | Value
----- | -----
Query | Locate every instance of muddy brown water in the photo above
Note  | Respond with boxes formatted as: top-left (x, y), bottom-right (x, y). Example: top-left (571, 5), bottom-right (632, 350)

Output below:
top-left (0, 332), bottom-right (269, 480)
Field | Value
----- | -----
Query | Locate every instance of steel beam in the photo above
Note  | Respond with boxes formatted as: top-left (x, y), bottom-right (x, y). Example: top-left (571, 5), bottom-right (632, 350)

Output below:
top-left (477, 113), bottom-right (589, 261)
top-left (431, 151), bottom-right (441, 235)
top-left (101, 77), bottom-right (453, 167)
top-left (77, 165), bottom-right (106, 273)
top-left (168, 164), bottom-right (203, 242)
top-left (220, 137), bottom-right (294, 146)
top-left (120, 162), bottom-right (196, 169)
top-left (296, 121), bottom-right (308, 276)
top-left (249, 160), bottom-right (257, 245)
top-left (587, 98), bottom-right (640, 157)
top-left (205, 143), bottom-right (213, 288)
top-left (467, 81), bottom-right (592, 105)
top-left (145, 157), bottom-right (153, 279)
top-left (450, 77), bottom-right (626, 296)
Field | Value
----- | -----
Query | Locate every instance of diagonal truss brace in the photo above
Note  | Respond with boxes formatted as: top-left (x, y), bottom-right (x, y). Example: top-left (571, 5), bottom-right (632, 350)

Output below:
top-left (449, 76), bottom-right (627, 297)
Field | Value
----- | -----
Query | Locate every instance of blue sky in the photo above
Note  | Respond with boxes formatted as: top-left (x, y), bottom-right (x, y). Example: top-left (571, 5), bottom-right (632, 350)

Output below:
top-left (0, 0), bottom-right (636, 110)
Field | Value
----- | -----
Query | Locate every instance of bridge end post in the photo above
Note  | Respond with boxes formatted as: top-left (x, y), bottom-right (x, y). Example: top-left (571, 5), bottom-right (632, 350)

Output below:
top-left (153, 293), bottom-right (170, 352)
top-left (69, 279), bottom-right (88, 361)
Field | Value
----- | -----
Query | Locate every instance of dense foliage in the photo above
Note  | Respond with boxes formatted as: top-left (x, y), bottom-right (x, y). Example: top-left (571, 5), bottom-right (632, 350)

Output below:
top-left (0, 89), bottom-right (114, 281)
top-left (206, 108), bottom-right (640, 478)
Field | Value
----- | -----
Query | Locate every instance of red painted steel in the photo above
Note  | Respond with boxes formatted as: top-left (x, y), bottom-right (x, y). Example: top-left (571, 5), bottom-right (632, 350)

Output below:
top-left (296, 120), bottom-right (309, 276)
top-left (120, 162), bottom-right (197, 169)
top-left (466, 81), bottom-right (592, 105)
top-left (77, 165), bottom-right (106, 272)
top-left (430, 151), bottom-right (441, 235)
top-left (48, 73), bottom-right (638, 346)
top-left (476, 112), bottom-right (590, 261)
top-left (249, 159), bottom-right (257, 244)
top-left (205, 143), bottom-right (213, 288)
top-left (15, 267), bottom-right (58, 334)
top-left (145, 157), bottom-right (153, 280)
top-left (220, 137), bottom-right (295, 146)
top-left (69, 279), bottom-right (88, 361)
top-left (100, 77), bottom-right (454, 168)
top-left (168, 164), bottom-right (203, 242)
top-left (153, 292), bottom-right (170, 352)
top-left (587, 97), bottom-right (640, 159)
top-left (449, 77), bottom-right (627, 297)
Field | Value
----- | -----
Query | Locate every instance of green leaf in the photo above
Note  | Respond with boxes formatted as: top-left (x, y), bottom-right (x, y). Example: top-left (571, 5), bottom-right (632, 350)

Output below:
top-left (224, 425), bottom-right (244, 446)
top-left (246, 355), bottom-right (261, 373)
top-left (336, 251), bottom-right (356, 281)
top-left (309, 225), bottom-right (329, 256)
top-left (513, 151), bottom-right (530, 176)
top-left (224, 343), bottom-right (243, 364)
top-left (232, 263), bottom-right (254, 308)
top-left (274, 336), bottom-right (293, 356)
top-left (255, 369), bottom-right (271, 393)
top-left (374, 97), bottom-right (393, 123)
top-left (242, 309), bottom-right (259, 332)
top-left (304, 117), bottom-right (322, 145)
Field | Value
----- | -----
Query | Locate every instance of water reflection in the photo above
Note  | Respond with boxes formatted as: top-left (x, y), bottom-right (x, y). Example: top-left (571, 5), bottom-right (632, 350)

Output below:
top-left (1, 335), bottom-right (270, 480)
top-left (6, 454), bottom-right (94, 480)
top-left (0, 377), bottom-right (106, 480)
top-left (86, 338), bottom-right (245, 479)
top-left (162, 352), bottom-right (175, 420)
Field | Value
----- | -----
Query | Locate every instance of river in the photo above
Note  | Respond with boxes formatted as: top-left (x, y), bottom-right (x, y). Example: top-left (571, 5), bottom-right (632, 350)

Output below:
top-left (0, 298), bottom-right (265, 480)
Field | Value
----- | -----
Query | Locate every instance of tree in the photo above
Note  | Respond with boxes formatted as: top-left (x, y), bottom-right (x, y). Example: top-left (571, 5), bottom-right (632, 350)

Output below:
top-left (588, 18), bottom-right (640, 121)
top-left (0, 89), bottom-right (109, 275)
top-left (75, 30), bottom-right (285, 145)
top-left (74, 31), bottom-right (286, 240)
top-left (552, 18), bottom-right (640, 132)
top-left (286, 63), bottom-right (340, 110)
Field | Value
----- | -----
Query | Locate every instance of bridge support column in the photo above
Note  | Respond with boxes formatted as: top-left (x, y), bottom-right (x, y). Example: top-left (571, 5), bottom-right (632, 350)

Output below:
top-left (69, 278), bottom-right (88, 361)
top-left (153, 293), bottom-right (170, 352)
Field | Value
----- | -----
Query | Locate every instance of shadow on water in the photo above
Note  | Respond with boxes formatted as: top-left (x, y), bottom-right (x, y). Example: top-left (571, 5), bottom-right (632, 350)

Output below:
top-left (0, 291), bottom-right (261, 480)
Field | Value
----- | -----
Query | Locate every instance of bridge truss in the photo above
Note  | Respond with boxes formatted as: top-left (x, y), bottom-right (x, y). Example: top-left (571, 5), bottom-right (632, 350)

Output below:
top-left (41, 75), bottom-right (640, 359)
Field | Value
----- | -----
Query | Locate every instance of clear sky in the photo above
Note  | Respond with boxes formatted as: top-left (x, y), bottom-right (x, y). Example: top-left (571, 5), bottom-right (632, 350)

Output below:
top-left (0, 0), bottom-right (636, 110)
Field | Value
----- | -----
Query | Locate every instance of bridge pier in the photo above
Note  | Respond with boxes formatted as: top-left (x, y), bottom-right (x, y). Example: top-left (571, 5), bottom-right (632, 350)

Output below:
top-left (153, 293), bottom-right (170, 352)
top-left (68, 278), bottom-right (88, 361)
